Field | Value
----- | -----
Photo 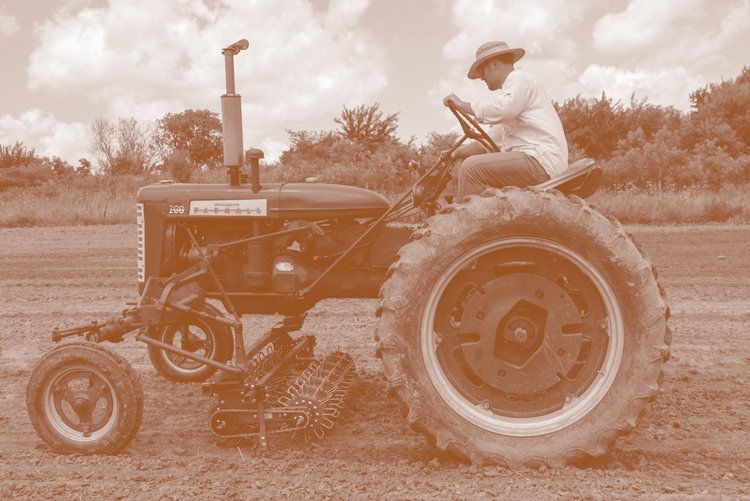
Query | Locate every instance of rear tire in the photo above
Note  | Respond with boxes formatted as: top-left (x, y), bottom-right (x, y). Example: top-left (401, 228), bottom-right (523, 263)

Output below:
top-left (375, 188), bottom-right (671, 466)
top-left (147, 304), bottom-right (233, 382)
top-left (26, 342), bottom-right (143, 454)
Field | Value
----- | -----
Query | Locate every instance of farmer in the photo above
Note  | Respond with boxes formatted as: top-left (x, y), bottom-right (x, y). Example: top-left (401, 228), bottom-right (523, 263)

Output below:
top-left (443, 40), bottom-right (568, 198)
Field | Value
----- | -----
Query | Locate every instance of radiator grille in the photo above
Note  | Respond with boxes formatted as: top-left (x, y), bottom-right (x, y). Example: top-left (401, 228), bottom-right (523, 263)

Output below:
top-left (136, 203), bottom-right (145, 283)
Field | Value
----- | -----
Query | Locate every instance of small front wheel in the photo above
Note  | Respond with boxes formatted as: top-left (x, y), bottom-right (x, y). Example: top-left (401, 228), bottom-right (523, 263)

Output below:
top-left (26, 342), bottom-right (143, 454)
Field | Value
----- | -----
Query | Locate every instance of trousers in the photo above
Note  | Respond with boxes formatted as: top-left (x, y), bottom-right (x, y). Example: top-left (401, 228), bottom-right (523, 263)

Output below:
top-left (456, 151), bottom-right (550, 199)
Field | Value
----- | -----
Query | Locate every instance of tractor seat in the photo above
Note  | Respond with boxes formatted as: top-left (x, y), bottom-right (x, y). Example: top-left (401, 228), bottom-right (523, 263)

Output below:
top-left (536, 158), bottom-right (601, 199)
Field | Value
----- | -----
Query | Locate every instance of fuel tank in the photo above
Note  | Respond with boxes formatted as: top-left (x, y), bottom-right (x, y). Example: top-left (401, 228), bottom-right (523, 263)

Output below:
top-left (137, 181), bottom-right (389, 219)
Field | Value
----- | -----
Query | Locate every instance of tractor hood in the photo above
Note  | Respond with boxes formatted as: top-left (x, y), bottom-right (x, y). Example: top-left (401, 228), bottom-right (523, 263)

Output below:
top-left (137, 181), bottom-right (389, 219)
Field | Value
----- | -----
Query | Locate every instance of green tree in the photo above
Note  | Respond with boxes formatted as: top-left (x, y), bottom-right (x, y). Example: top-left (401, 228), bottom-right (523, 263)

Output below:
top-left (0, 141), bottom-right (37, 169)
top-left (89, 118), bottom-right (156, 175)
top-left (416, 131), bottom-right (460, 173)
top-left (155, 109), bottom-right (223, 169)
top-left (163, 148), bottom-right (195, 182)
top-left (621, 96), bottom-right (683, 141)
top-left (276, 104), bottom-right (418, 193)
top-left (687, 67), bottom-right (750, 155)
top-left (48, 156), bottom-right (73, 176)
top-left (334, 103), bottom-right (399, 149)
top-left (77, 158), bottom-right (92, 176)
top-left (556, 94), bottom-right (627, 160)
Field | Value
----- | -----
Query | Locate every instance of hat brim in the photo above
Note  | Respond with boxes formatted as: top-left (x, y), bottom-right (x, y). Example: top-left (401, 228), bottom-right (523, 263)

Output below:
top-left (468, 47), bottom-right (525, 79)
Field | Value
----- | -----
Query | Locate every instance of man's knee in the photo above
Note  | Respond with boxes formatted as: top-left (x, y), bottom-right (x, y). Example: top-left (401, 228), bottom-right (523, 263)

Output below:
top-left (457, 152), bottom-right (547, 195)
top-left (459, 155), bottom-right (489, 180)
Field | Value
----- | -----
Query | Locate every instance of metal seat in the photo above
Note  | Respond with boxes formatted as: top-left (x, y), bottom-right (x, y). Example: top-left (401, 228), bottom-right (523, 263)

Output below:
top-left (536, 158), bottom-right (601, 198)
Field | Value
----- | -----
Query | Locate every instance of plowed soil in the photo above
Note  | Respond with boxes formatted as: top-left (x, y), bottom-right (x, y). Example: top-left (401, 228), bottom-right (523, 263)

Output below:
top-left (1, 224), bottom-right (749, 499)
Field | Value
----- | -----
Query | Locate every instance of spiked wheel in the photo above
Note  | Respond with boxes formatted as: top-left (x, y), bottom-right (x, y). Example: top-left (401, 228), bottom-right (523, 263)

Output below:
top-left (376, 188), bottom-right (671, 466)
top-left (147, 304), bottom-right (233, 382)
top-left (26, 342), bottom-right (143, 454)
top-left (288, 352), bottom-right (355, 442)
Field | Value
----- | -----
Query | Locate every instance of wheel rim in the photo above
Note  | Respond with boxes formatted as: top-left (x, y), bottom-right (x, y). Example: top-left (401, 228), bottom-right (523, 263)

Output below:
top-left (421, 237), bottom-right (624, 437)
top-left (43, 365), bottom-right (119, 442)
top-left (160, 319), bottom-right (217, 375)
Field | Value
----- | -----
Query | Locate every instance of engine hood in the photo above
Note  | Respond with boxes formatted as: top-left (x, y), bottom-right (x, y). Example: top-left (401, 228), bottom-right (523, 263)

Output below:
top-left (137, 181), bottom-right (389, 219)
top-left (278, 183), bottom-right (388, 218)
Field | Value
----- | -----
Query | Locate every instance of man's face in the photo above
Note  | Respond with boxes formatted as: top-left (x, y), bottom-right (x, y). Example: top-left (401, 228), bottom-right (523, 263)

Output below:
top-left (480, 59), bottom-right (511, 91)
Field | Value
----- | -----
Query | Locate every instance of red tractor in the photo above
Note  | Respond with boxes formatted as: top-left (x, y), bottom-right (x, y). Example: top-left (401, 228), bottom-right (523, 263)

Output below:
top-left (26, 40), bottom-right (670, 466)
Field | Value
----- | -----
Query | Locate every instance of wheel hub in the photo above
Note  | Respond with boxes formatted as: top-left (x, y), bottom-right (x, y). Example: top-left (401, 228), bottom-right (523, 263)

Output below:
top-left (454, 273), bottom-right (585, 397)
top-left (49, 369), bottom-right (114, 437)
top-left (495, 301), bottom-right (546, 365)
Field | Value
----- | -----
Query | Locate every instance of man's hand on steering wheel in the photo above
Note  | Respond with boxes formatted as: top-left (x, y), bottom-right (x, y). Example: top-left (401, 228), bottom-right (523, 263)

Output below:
top-left (443, 95), bottom-right (500, 153)
top-left (443, 93), bottom-right (473, 115)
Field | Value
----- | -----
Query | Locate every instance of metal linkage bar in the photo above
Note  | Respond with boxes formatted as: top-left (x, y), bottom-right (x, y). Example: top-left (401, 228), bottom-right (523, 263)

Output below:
top-left (52, 323), bottom-right (102, 342)
top-left (137, 333), bottom-right (245, 375)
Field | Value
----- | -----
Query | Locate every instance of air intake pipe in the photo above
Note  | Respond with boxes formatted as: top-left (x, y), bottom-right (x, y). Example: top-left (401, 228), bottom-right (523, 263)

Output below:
top-left (221, 39), bottom-right (249, 186)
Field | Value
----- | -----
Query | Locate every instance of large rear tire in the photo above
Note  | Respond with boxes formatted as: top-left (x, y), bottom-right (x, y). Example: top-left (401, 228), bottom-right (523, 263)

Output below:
top-left (147, 303), bottom-right (233, 382)
top-left (375, 188), bottom-right (671, 466)
top-left (26, 342), bottom-right (143, 454)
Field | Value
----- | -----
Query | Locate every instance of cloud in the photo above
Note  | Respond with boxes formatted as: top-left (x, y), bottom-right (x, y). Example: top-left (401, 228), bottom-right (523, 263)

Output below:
top-left (592, 0), bottom-right (705, 54)
top-left (443, 0), bottom-right (586, 60)
top-left (587, 0), bottom-right (750, 109)
top-left (0, 6), bottom-right (20, 37)
top-left (0, 109), bottom-right (89, 163)
top-left (573, 64), bottom-right (703, 110)
top-left (325, 0), bottom-right (371, 29)
top-left (25, 0), bottom-right (385, 161)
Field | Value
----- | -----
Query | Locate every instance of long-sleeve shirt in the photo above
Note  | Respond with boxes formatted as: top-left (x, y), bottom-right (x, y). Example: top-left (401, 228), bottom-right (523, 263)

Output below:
top-left (470, 69), bottom-right (568, 178)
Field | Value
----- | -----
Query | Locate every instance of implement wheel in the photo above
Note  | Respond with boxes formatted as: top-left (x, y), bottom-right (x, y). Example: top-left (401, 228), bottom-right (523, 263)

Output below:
top-left (26, 342), bottom-right (143, 454)
top-left (147, 304), bottom-right (233, 382)
top-left (375, 188), bottom-right (670, 466)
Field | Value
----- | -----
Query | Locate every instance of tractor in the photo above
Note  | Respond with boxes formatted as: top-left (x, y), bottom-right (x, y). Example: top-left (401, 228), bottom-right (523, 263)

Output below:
top-left (26, 39), bottom-right (670, 467)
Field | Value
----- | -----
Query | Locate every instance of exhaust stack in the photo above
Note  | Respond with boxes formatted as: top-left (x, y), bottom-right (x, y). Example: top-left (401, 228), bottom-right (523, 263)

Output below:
top-left (221, 39), bottom-right (249, 186)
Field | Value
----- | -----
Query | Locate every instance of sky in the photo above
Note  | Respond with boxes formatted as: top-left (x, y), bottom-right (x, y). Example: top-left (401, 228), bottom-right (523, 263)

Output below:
top-left (0, 0), bottom-right (748, 166)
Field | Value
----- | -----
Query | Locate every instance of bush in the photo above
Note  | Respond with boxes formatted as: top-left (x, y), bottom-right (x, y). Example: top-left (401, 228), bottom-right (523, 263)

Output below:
top-left (162, 149), bottom-right (195, 182)
top-left (0, 162), bottom-right (54, 191)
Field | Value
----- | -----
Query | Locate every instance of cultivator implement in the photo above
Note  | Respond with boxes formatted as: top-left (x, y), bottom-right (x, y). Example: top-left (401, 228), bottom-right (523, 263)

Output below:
top-left (44, 240), bottom-right (357, 451)
top-left (208, 350), bottom-right (355, 445)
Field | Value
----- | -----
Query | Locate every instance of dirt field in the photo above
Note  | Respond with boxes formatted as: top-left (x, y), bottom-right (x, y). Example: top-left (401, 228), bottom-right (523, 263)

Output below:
top-left (1, 223), bottom-right (749, 499)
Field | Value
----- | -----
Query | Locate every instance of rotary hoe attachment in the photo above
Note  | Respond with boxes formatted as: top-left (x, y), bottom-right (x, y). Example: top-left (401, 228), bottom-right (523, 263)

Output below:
top-left (204, 325), bottom-right (356, 449)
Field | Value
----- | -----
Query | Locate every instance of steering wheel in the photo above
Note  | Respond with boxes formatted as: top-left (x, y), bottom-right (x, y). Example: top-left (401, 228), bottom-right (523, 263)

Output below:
top-left (446, 102), bottom-right (500, 153)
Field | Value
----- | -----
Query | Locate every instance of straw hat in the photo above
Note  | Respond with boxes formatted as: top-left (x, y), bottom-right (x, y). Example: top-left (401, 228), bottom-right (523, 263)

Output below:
top-left (467, 41), bottom-right (525, 79)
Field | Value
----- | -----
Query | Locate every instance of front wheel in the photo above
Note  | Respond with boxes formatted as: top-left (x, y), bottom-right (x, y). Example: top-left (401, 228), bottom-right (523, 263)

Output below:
top-left (26, 342), bottom-right (143, 454)
top-left (375, 188), bottom-right (671, 466)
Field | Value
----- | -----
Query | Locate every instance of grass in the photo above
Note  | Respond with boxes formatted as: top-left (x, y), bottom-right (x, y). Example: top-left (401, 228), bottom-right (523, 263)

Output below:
top-left (1, 174), bottom-right (749, 227)
top-left (0, 176), bottom-right (146, 227)
top-left (590, 185), bottom-right (750, 224)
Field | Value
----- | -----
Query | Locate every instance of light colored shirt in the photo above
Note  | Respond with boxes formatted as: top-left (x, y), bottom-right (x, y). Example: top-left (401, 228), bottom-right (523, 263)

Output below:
top-left (470, 68), bottom-right (568, 178)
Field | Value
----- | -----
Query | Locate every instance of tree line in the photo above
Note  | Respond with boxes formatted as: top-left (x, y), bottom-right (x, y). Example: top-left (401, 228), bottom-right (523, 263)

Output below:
top-left (2, 66), bottom-right (749, 193)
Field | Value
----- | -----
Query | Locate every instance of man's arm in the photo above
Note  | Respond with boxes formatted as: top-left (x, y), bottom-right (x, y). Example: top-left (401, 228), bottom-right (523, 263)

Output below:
top-left (443, 93), bottom-right (473, 115)
top-left (453, 140), bottom-right (487, 159)
top-left (472, 75), bottom-right (532, 123)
